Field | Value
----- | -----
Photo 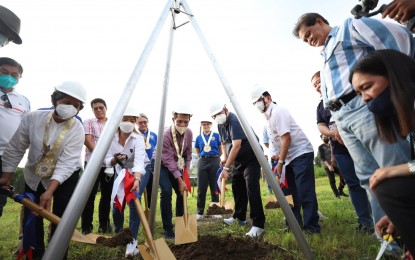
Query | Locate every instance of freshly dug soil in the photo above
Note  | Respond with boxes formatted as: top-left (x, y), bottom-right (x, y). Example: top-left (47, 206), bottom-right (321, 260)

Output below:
top-left (206, 204), bottom-right (233, 215)
top-left (96, 228), bottom-right (133, 247)
top-left (265, 200), bottom-right (280, 209)
top-left (171, 234), bottom-right (288, 260)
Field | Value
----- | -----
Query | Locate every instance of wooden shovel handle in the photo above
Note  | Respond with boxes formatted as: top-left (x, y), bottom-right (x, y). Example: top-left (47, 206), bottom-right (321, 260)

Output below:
top-left (182, 190), bottom-right (188, 224)
top-left (220, 178), bottom-right (226, 207)
top-left (134, 198), bottom-right (159, 258)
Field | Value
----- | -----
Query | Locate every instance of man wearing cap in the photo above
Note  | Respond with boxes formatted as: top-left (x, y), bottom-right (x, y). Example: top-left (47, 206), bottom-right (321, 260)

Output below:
top-left (210, 102), bottom-right (265, 238)
top-left (0, 57), bottom-right (29, 218)
top-left (0, 5), bottom-right (22, 47)
top-left (159, 105), bottom-right (192, 239)
top-left (0, 81), bottom-right (86, 258)
top-left (194, 118), bottom-right (220, 220)
top-left (250, 85), bottom-right (320, 234)
top-left (81, 98), bottom-right (113, 235)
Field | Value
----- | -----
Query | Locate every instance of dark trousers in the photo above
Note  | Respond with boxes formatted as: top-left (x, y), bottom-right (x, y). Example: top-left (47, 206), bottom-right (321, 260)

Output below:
top-left (25, 170), bottom-right (79, 257)
top-left (0, 156), bottom-right (6, 217)
top-left (323, 165), bottom-right (345, 196)
top-left (159, 164), bottom-right (183, 232)
top-left (375, 176), bottom-right (415, 256)
top-left (285, 152), bottom-right (320, 232)
top-left (196, 157), bottom-right (220, 215)
top-left (81, 164), bottom-right (114, 231)
top-left (333, 150), bottom-right (373, 228)
top-left (232, 157), bottom-right (265, 229)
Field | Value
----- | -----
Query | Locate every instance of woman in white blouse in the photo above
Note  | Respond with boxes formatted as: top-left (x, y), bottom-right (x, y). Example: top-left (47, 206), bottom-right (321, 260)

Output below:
top-left (104, 106), bottom-right (148, 258)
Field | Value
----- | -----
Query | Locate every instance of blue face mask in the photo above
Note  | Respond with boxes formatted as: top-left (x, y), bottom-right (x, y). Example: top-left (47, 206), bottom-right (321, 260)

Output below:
top-left (0, 74), bottom-right (18, 88)
top-left (367, 87), bottom-right (393, 115)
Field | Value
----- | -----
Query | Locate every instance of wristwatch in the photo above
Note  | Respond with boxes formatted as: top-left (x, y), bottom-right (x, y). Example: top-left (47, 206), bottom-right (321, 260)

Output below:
top-left (278, 160), bottom-right (285, 165)
top-left (223, 166), bottom-right (230, 171)
top-left (408, 161), bottom-right (415, 175)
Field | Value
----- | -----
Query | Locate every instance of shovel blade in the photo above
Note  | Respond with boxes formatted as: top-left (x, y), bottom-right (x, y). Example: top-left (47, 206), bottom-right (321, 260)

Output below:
top-left (265, 195), bottom-right (294, 207)
top-left (71, 230), bottom-right (101, 244)
top-left (139, 238), bottom-right (176, 260)
top-left (174, 214), bottom-right (198, 245)
top-left (224, 201), bottom-right (234, 210)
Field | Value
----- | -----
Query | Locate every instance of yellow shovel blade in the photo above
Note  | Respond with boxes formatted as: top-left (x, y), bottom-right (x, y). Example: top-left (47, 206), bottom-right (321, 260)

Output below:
top-left (175, 214), bottom-right (198, 245)
top-left (138, 238), bottom-right (176, 260)
top-left (265, 195), bottom-right (294, 207)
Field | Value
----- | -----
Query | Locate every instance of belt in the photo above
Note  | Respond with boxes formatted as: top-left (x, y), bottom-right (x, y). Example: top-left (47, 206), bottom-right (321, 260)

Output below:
top-left (328, 91), bottom-right (357, 112)
top-left (200, 155), bottom-right (219, 158)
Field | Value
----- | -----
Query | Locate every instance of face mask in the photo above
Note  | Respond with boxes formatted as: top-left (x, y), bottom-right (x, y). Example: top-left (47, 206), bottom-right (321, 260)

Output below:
top-left (255, 100), bottom-right (265, 112)
top-left (0, 74), bottom-right (18, 88)
top-left (215, 114), bottom-right (227, 125)
top-left (175, 126), bottom-right (187, 135)
top-left (55, 104), bottom-right (78, 120)
top-left (367, 87), bottom-right (394, 115)
top-left (0, 34), bottom-right (9, 47)
top-left (119, 121), bottom-right (136, 133)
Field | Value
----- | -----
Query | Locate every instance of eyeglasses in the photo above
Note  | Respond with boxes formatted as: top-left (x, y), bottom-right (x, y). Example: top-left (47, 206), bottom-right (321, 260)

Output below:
top-left (137, 121), bottom-right (148, 125)
top-left (1, 93), bottom-right (12, 108)
top-left (93, 106), bottom-right (106, 111)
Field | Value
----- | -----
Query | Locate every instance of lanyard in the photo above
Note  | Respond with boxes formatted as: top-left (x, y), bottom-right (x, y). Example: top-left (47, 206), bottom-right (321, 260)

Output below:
top-left (201, 131), bottom-right (213, 147)
top-left (171, 125), bottom-right (185, 160)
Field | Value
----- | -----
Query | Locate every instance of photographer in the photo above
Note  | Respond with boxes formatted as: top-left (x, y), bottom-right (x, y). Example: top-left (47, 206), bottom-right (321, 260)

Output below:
top-left (382, 0), bottom-right (415, 26)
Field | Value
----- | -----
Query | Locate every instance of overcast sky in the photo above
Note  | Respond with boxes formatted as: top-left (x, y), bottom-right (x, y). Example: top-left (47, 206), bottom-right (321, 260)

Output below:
top-left (2, 0), bottom-right (392, 159)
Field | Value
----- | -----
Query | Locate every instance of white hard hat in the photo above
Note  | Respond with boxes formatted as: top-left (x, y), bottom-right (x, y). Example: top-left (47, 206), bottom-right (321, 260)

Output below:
top-left (200, 117), bottom-right (212, 123)
top-left (250, 84), bottom-right (269, 103)
top-left (172, 104), bottom-right (193, 116)
top-left (55, 81), bottom-right (87, 103)
top-left (124, 106), bottom-right (140, 117)
top-left (209, 101), bottom-right (226, 116)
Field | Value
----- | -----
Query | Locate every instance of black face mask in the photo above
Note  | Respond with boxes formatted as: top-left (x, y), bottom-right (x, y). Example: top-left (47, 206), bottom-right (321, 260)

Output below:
top-left (367, 87), bottom-right (394, 115)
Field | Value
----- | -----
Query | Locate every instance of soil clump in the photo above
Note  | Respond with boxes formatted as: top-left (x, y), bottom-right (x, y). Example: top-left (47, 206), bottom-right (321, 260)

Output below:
top-left (96, 228), bottom-right (133, 247)
top-left (206, 204), bottom-right (233, 215)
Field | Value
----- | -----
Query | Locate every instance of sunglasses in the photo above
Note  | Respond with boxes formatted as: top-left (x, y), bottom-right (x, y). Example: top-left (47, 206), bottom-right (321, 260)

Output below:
top-left (1, 93), bottom-right (12, 109)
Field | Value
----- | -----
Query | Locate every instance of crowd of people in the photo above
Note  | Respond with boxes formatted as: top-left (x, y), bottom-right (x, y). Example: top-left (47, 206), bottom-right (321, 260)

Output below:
top-left (1, 1), bottom-right (415, 259)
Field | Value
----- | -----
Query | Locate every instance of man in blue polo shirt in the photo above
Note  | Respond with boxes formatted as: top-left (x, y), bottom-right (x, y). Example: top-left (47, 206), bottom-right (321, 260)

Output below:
top-left (210, 102), bottom-right (265, 238)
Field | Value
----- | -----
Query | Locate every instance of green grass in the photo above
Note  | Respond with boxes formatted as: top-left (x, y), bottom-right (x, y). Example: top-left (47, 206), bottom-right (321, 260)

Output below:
top-left (0, 171), bottom-right (381, 259)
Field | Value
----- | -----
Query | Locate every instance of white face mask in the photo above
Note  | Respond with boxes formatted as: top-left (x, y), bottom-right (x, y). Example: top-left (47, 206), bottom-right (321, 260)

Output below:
top-left (175, 126), bottom-right (187, 135)
top-left (214, 114), bottom-right (227, 125)
top-left (255, 100), bottom-right (265, 112)
top-left (55, 104), bottom-right (78, 120)
top-left (119, 121), bottom-right (135, 133)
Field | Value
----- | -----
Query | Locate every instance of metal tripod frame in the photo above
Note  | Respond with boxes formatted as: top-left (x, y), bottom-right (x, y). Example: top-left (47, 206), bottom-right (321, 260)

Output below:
top-left (44, 0), bottom-right (314, 259)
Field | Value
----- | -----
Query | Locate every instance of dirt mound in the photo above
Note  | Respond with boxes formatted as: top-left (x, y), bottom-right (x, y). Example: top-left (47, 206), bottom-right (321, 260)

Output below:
top-left (96, 228), bottom-right (133, 247)
top-left (206, 204), bottom-right (233, 215)
top-left (171, 234), bottom-right (289, 260)
top-left (265, 201), bottom-right (280, 209)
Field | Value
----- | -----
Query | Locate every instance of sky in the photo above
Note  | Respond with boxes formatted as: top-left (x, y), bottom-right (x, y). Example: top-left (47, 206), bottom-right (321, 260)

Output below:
top-left (2, 0), bottom-right (392, 161)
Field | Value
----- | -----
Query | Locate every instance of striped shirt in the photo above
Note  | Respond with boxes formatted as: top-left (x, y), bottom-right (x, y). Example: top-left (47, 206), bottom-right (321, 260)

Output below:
top-left (83, 117), bottom-right (106, 163)
top-left (321, 17), bottom-right (414, 107)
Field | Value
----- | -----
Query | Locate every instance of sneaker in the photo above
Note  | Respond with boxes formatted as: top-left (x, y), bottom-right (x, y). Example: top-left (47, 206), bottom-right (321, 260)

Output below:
top-left (125, 239), bottom-right (139, 258)
top-left (196, 214), bottom-right (203, 221)
top-left (317, 211), bottom-right (328, 221)
top-left (246, 226), bottom-right (264, 238)
top-left (164, 230), bottom-right (175, 240)
top-left (223, 217), bottom-right (246, 226)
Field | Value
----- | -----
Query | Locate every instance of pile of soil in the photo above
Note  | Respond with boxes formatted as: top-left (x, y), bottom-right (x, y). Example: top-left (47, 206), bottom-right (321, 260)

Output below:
top-left (206, 204), bottom-right (233, 215)
top-left (265, 200), bottom-right (280, 209)
top-left (171, 234), bottom-right (289, 260)
top-left (96, 228), bottom-right (133, 247)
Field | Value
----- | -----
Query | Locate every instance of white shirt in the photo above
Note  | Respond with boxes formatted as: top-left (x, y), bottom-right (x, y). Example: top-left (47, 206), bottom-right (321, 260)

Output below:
top-left (2, 110), bottom-right (84, 191)
top-left (265, 102), bottom-right (314, 163)
top-left (0, 89), bottom-right (31, 155)
top-left (104, 131), bottom-right (149, 175)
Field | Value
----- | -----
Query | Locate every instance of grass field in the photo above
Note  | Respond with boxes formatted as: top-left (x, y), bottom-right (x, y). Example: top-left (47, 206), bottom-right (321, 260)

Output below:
top-left (0, 168), bottom-right (382, 259)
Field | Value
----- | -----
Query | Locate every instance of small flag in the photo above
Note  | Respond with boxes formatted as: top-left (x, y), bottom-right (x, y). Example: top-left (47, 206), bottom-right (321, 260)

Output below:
top-left (183, 167), bottom-right (191, 192)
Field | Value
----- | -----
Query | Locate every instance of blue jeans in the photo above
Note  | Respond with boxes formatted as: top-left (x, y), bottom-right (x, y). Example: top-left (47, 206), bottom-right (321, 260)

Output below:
top-left (159, 164), bottom-right (183, 232)
top-left (333, 96), bottom-right (410, 253)
top-left (332, 150), bottom-right (373, 228)
top-left (333, 96), bottom-right (410, 222)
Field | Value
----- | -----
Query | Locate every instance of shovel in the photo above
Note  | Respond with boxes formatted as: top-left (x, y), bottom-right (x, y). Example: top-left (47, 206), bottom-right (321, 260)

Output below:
top-left (175, 190), bottom-right (197, 245)
top-left (143, 188), bottom-right (150, 222)
top-left (0, 186), bottom-right (99, 245)
top-left (134, 198), bottom-right (175, 260)
top-left (209, 178), bottom-right (234, 210)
